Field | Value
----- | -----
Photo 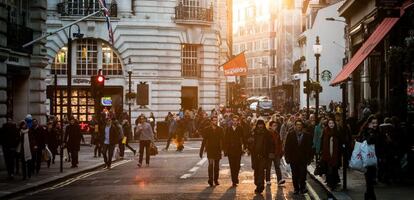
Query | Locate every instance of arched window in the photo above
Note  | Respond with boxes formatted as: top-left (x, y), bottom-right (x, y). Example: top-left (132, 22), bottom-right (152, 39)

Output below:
top-left (52, 47), bottom-right (68, 75)
top-left (52, 39), bottom-right (122, 76)
top-left (102, 42), bottom-right (122, 75)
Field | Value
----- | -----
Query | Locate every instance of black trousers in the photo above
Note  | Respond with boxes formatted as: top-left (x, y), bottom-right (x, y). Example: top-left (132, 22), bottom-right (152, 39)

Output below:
top-left (21, 157), bottom-right (32, 179)
top-left (94, 143), bottom-right (102, 157)
top-left (267, 157), bottom-right (283, 182)
top-left (228, 155), bottom-right (241, 184)
top-left (70, 150), bottom-right (79, 166)
top-left (32, 149), bottom-right (42, 174)
top-left (253, 157), bottom-right (267, 191)
top-left (208, 158), bottom-right (220, 183)
top-left (165, 135), bottom-right (174, 149)
top-left (3, 148), bottom-right (16, 176)
top-left (102, 144), bottom-right (115, 167)
top-left (364, 166), bottom-right (377, 200)
top-left (119, 142), bottom-right (125, 157)
top-left (139, 140), bottom-right (151, 164)
top-left (291, 163), bottom-right (307, 191)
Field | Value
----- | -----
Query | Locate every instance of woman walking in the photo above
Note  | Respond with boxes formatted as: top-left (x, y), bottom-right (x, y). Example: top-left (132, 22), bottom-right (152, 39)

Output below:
top-left (17, 121), bottom-right (33, 180)
top-left (321, 118), bottom-right (341, 190)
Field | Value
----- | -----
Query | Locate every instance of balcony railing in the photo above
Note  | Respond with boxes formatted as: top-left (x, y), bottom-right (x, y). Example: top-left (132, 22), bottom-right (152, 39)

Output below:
top-left (7, 23), bottom-right (33, 54)
top-left (57, 1), bottom-right (117, 17)
top-left (182, 64), bottom-right (201, 78)
top-left (175, 4), bottom-right (213, 25)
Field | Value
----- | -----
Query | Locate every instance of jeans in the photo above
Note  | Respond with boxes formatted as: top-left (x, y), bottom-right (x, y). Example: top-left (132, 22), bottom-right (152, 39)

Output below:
top-left (253, 157), bottom-right (267, 191)
top-left (139, 140), bottom-right (151, 165)
top-left (266, 157), bottom-right (283, 182)
top-left (102, 144), bottom-right (115, 167)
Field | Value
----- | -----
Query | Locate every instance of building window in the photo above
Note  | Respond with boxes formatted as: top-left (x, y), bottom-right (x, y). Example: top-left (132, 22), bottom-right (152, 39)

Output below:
top-left (262, 39), bottom-right (269, 50)
top-left (254, 41), bottom-right (260, 51)
top-left (76, 39), bottom-right (98, 75)
top-left (51, 88), bottom-right (95, 122)
top-left (102, 43), bottom-right (122, 75)
top-left (247, 77), bottom-right (253, 88)
top-left (247, 58), bottom-right (253, 69)
top-left (254, 77), bottom-right (260, 89)
top-left (181, 44), bottom-right (200, 77)
top-left (247, 42), bottom-right (252, 52)
top-left (52, 39), bottom-right (123, 77)
top-left (262, 76), bottom-right (268, 88)
top-left (254, 57), bottom-right (261, 69)
top-left (52, 47), bottom-right (68, 75)
top-left (67, 0), bottom-right (101, 16)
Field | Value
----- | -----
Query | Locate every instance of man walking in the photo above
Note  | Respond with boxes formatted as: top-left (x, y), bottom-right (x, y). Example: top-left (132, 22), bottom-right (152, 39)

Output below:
top-left (284, 119), bottom-right (313, 195)
top-left (266, 121), bottom-right (286, 186)
top-left (136, 116), bottom-right (155, 167)
top-left (199, 116), bottom-right (224, 187)
top-left (65, 117), bottom-right (83, 168)
top-left (249, 120), bottom-right (274, 194)
top-left (224, 115), bottom-right (245, 187)
top-left (1, 118), bottom-right (19, 179)
top-left (101, 118), bottom-right (119, 169)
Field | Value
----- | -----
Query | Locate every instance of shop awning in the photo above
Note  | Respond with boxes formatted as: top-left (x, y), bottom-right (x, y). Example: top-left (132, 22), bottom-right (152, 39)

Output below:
top-left (330, 17), bottom-right (399, 85)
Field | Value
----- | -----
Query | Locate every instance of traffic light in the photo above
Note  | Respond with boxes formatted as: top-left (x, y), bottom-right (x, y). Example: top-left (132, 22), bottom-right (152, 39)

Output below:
top-left (303, 80), bottom-right (311, 94)
top-left (90, 74), bottom-right (105, 100)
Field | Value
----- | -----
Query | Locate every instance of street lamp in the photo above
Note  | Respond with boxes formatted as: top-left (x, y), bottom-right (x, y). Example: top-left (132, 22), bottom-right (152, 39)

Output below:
top-left (313, 36), bottom-right (322, 122)
top-left (127, 58), bottom-right (133, 126)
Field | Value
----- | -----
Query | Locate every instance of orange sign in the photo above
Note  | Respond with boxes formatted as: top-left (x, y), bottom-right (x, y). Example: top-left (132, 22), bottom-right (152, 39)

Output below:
top-left (222, 52), bottom-right (248, 76)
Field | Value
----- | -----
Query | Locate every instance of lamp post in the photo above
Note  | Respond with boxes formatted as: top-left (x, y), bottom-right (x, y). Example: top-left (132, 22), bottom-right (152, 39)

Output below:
top-left (313, 36), bottom-right (322, 122)
top-left (127, 58), bottom-right (133, 126)
top-left (62, 24), bottom-right (83, 173)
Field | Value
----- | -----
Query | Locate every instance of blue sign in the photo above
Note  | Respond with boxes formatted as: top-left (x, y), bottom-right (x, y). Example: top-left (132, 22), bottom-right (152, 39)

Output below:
top-left (101, 97), bottom-right (112, 106)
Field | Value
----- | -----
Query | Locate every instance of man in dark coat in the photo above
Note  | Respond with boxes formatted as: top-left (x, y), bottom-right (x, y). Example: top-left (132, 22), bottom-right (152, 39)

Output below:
top-left (65, 117), bottom-right (83, 168)
top-left (30, 119), bottom-right (46, 174)
top-left (223, 115), bottom-right (245, 187)
top-left (284, 119), bottom-right (313, 195)
top-left (101, 118), bottom-right (120, 169)
top-left (1, 118), bottom-right (19, 179)
top-left (199, 116), bottom-right (224, 187)
top-left (249, 119), bottom-right (274, 194)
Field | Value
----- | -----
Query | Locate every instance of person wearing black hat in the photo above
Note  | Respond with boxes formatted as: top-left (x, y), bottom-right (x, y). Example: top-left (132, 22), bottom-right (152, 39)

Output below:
top-left (248, 119), bottom-right (274, 194)
top-left (284, 119), bottom-right (313, 195)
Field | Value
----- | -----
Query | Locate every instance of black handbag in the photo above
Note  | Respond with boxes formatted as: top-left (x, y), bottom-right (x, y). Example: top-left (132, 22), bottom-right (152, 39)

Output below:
top-left (314, 160), bottom-right (327, 176)
top-left (150, 142), bottom-right (158, 156)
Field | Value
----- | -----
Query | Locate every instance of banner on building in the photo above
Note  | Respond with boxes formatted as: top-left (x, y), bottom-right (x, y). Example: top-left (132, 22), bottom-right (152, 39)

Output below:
top-left (222, 52), bottom-right (248, 76)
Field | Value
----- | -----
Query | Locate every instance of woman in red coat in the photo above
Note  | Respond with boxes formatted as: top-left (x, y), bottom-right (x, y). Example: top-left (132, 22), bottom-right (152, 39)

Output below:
top-left (321, 118), bottom-right (341, 190)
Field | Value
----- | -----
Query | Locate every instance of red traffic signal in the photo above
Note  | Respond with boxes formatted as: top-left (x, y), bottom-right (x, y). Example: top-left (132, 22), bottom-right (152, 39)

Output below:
top-left (97, 75), bottom-right (104, 83)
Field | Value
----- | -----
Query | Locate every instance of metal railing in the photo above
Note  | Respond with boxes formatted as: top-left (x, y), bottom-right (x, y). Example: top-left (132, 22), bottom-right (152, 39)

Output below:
top-left (57, 1), bottom-right (117, 17)
top-left (182, 63), bottom-right (201, 78)
top-left (175, 4), bottom-right (213, 23)
top-left (7, 23), bottom-right (33, 53)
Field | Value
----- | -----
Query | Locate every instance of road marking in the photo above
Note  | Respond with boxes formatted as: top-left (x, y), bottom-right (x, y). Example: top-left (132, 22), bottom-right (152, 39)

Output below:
top-left (113, 179), bottom-right (120, 183)
top-left (180, 157), bottom-right (207, 179)
top-left (306, 182), bottom-right (320, 200)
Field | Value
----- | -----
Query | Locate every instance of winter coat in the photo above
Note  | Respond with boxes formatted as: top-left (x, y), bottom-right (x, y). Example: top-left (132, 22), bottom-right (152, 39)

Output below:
top-left (223, 126), bottom-right (244, 156)
top-left (313, 124), bottom-right (324, 154)
top-left (200, 126), bottom-right (224, 159)
top-left (249, 127), bottom-right (274, 170)
top-left (269, 129), bottom-right (284, 158)
top-left (100, 125), bottom-right (120, 145)
top-left (321, 127), bottom-right (341, 167)
top-left (284, 129), bottom-right (313, 165)
top-left (65, 123), bottom-right (82, 151)
top-left (0, 121), bottom-right (19, 149)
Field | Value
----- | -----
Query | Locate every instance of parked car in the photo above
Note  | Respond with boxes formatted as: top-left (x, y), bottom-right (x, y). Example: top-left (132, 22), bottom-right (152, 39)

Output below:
top-left (249, 100), bottom-right (274, 116)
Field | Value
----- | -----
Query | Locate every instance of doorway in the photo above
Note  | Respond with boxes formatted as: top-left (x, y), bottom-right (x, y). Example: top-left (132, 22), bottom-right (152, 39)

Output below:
top-left (181, 86), bottom-right (198, 110)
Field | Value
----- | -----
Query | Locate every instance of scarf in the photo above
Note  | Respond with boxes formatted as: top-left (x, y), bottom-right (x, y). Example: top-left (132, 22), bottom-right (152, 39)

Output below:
top-left (322, 128), bottom-right (339, 167)
top-left (21, 129), bottom-right (32, 161)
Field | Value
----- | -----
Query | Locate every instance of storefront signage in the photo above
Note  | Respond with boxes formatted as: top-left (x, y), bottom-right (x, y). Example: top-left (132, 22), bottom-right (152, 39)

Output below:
top-left (321, 70), bottom-right (332, 82)
top-left (101, 96), bottom-right (112, 106)
top-left (73, 78), bottom-right (91, 84)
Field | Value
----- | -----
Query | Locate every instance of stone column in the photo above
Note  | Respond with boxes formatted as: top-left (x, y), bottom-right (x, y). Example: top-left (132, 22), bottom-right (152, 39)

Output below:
top-left (29, 0), bottom-right (49, 124)
top-left (118, 0), bottom-right (133, 18)
top-left (0, 3), bottom-right (8, 127)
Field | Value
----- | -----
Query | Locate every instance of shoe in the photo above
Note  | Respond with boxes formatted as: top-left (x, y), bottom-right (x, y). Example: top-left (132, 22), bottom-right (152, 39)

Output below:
top-left (278, 179), bottom-right (286, 185)
top-left (133, 150), bottom-right (137, 156)
top-left (162, 148), bottom-right (168, 151)
top-left (137, 163), bottom-right (142, 168)
top-left (208, 181), bottom-right (213, 187)
top-left (232, 183), bottom-right (238, 187)
top-left (214, 181), bottom-right (220, 185)
top-left (255, 188), bottom-right (263, 194)
top-left (301, 188), bottom-right (308, 194)
top-left (266, 181), bottom-right (271, 185)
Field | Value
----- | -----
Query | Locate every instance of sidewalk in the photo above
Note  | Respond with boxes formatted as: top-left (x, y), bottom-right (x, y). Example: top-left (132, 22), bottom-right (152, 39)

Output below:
top-left (308, 162), bottom-right (414, 200)
top-left (0, 145), bottom-right (105, 199)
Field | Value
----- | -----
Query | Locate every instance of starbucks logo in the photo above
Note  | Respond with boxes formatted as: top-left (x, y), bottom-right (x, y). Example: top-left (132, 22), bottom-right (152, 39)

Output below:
top-left (321, 70), bottom-right (332, 82)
